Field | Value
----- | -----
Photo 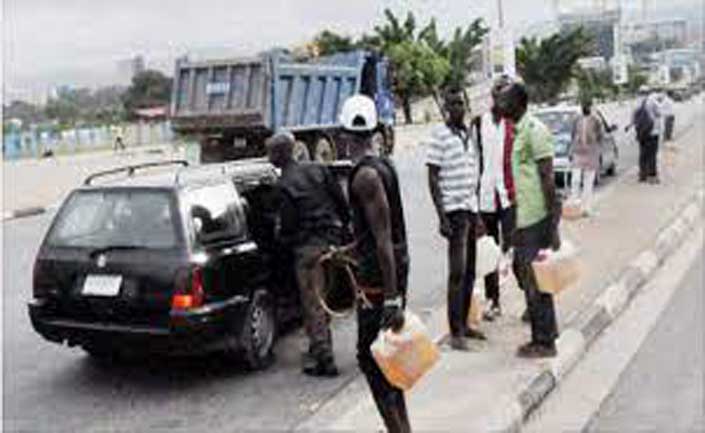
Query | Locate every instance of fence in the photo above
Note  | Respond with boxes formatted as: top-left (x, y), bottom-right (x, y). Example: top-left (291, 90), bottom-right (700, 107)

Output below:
top-left (2, 121), bottom-right (175, 160)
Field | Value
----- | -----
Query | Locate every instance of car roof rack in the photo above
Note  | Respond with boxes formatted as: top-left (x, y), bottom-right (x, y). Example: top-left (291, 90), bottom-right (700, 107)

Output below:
top-left (174, 158), bottom-right (276, 187)
top-left (83, 160), bottom-right (189, 185)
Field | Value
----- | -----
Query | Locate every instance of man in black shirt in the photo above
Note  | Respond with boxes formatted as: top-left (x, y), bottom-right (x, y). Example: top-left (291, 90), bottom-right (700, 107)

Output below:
top-left (266, 132), bottom-right (350, 377)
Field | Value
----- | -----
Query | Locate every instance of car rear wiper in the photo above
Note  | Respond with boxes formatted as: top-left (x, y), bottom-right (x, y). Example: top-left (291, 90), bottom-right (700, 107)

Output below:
top-left (88, 245), bottom-right (146, 258)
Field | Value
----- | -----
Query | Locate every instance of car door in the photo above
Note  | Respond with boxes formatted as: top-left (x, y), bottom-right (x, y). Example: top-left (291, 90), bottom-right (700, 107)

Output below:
top-left (185, 182), bottom-right (266, 304)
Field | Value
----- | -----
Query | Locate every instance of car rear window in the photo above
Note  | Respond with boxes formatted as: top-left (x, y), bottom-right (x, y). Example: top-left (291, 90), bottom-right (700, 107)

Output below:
top-left (46, 190), bottom-right (179, 248)
top-left (535, 111), bottom-right (577, 135)
top-left (185, 182), bottom-right (246, 245)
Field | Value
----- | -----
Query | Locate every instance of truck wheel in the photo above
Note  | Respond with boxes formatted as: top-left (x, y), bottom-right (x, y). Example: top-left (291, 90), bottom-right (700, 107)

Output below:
top-left (313, 137), bottom-right (336, 162)
top-left (371, 132), bottom-right (385, 157)
top-left (240, 289), bottom-right (276, 370)
top-left (293, 140), bottom-right (311, 161)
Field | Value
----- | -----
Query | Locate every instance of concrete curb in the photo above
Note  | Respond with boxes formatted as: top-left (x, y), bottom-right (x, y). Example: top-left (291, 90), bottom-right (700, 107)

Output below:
top-left (3, 206), bottom-right (48, 221)
top-left (491, 185), bottom-right (703, 433)
top-left (3, 146), bottom-right (186, 223)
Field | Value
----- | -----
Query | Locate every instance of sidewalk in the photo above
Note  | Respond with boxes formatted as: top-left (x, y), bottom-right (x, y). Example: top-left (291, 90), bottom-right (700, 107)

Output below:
top-left (297, 103), bottom-right (704, 431)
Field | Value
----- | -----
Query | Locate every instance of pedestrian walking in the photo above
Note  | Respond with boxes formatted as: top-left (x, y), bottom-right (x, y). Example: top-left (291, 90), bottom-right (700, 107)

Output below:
top-left (569, 98), bottom-right (603, 216)
top-left (340, 95), bottom-right (411, 433)
top-left (661, 92), bottom-right (675, 143)
top-left (632, 88), bottom-right (662, 184)
top-left (496, 82), bottom-right (561, 359)
top-left (476, 80), bottom-right (516, 321)
top-left (266, 132), bottom-right (350, 377)
top-left (113, 125), bottom-right (126, 152)
top-left (426, 86), bottom-right (486, 351)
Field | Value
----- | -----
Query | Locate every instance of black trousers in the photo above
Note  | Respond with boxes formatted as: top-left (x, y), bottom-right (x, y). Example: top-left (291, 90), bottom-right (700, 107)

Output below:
top-left (446, 210), bottom-right (477, 337)
top-left (512, 217), bottom-right (558, 346)
top-left (638, 135), bottom-right (659, 180)
top-left (357, 304), bottom-right (411, 433)
top-left (480, 206), bottom-right (516, 304)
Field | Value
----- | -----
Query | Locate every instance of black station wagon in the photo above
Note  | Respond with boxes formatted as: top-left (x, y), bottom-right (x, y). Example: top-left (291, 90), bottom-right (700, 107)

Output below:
top-left (29, 159), bottom-right (303, 369)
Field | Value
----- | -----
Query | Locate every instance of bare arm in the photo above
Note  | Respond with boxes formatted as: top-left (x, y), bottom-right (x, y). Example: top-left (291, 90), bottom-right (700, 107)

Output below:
top-left (323, 167), bottom-right (350, 226)
top-left (351, 167), bottom-right (398, 299)
top-left (537, 157), bottom-right (560, 249)
top-left (427, 164), bottom-right (451, 237)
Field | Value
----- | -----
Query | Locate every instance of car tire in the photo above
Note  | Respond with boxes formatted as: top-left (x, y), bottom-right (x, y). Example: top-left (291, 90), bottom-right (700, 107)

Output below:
top-left (240, 289), bottom-right (276, 371)
top-left (594, 159), bottom-right (603, 186)
top-left (607, 148), bottom-right (618, 176)
top-left (606, 161), bottom-right (617, 176)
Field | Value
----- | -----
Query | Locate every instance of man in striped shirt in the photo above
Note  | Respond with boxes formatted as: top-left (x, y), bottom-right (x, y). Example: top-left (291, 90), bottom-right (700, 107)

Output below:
top-left (427, 87), bottom-right (486, 351)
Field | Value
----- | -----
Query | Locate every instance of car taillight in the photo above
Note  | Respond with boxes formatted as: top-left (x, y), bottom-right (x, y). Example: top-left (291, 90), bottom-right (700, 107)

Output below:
top-left (171, 267), bottom-right (204, 311)
top-left (32, 259), bottom-right (55, 298)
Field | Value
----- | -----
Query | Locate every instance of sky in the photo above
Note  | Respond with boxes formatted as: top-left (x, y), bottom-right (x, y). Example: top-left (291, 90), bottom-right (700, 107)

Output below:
top-left (3, 0), bottom-right (703, 103)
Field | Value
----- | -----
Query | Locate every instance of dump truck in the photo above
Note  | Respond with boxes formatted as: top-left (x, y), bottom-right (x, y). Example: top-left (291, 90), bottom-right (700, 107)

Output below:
top-left (170, 50), bottom-right (396, 163)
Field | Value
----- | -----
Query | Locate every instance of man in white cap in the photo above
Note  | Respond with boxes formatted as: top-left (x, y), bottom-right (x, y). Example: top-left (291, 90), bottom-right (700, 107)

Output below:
top-left (339, 94), bottom-right (411, 433)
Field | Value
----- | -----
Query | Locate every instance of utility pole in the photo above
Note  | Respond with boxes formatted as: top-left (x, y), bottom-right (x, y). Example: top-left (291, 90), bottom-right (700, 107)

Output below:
top-left (496, 0), bottom-right (505, 28)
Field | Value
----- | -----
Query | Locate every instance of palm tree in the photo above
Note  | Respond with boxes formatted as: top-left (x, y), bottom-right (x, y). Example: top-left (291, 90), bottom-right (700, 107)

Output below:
top-left (516, 27), bottom-right (594, 103)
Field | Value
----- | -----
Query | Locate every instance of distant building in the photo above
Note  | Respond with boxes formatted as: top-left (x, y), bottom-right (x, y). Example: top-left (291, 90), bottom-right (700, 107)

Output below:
top-left (558, 9), bottom-right (622, 61)
top-left (622, 19), bottom-right (688, 47)
top-left (116, 55), bottom-right (147, 84)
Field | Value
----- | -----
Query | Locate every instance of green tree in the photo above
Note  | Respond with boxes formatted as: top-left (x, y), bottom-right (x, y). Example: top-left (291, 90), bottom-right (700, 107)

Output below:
top-left (304, 10), bottom-right (487, 123)
top-left (417, 17), bottom-right (488, 87)
top-left (373, 9), bottom-right (417, 51)
top-left (517, 27), bottom-right (595, 103)
top-left (45, 96), bottom-right (81, 127)
top-left (43, 86), bottom-right (126, 127)
top-left (387, 41), bottom-right (450, 123)
top-left (577, 68), bottom-right (618, 103)
top-left (312, 30), bottom-right (355, 56)
top-left (625, 65), bottom-right (649, 95)
top-left (122, 70), bottom-right (172, 117)
top-left (4, 100), bottom-right (45, 125)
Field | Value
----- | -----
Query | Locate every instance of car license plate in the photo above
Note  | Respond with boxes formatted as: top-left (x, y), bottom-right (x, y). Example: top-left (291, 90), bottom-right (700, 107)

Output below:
top-left (233, 137), bottom-right (247, 149)
top-left (83, 275), bottom-right (123, 297)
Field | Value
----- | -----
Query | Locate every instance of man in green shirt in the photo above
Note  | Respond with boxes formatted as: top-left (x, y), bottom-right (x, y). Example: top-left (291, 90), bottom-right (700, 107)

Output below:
top-left (497, 82), bottom-right (561, 358)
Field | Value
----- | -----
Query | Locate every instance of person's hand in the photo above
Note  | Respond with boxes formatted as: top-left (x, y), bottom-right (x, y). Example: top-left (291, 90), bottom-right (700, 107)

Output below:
top-left (381, 297), bottom-right (405, 332)
top-left (439, 217), bottom-right (453, 239)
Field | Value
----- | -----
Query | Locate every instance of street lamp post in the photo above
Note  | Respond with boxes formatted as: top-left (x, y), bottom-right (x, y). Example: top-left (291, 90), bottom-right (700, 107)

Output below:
top-left (496, 0), bottom-right (505, 28)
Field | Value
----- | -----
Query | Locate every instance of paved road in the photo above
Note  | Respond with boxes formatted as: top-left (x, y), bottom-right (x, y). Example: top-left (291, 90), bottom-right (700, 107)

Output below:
top-left (0, 100), bottom-right (690, 432)
top-left (586, 250), bottom-right (704, 433)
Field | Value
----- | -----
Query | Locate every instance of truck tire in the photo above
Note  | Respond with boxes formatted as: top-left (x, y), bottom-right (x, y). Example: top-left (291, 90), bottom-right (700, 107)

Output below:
top-left (313, 136), bottom-right (336, 162)
top-left (293, 140), bottom-right (311, 161)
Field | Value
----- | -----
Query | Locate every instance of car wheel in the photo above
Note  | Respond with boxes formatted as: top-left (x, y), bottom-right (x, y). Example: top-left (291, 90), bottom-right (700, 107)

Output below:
top-left (594, 161), bottom-right (602, 186)
top-left (313, 136), bottom-right (336, 162)
top-left (240, 289), bottom-right (276, 370)
top-left (607, 148), bottom-right (618, 176)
